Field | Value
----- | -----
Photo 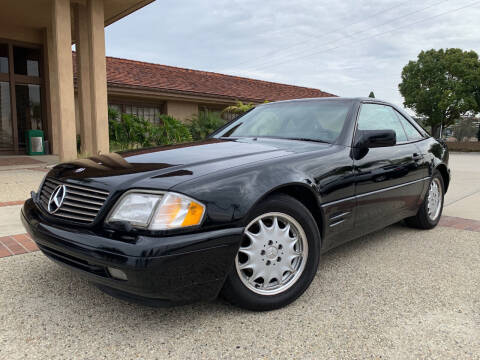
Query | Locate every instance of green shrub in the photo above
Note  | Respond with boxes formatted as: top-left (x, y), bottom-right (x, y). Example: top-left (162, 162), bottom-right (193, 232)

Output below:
top-left (154, 114), bottom-right (193, 145)
top-left (222, 100), bottom-right (256, 115)
top-left (108, 108), bottom-right (191, 151)
top-left (446, 141), bottom-right (480, 152)
top-left (188, 110), bottom-right (226, 141)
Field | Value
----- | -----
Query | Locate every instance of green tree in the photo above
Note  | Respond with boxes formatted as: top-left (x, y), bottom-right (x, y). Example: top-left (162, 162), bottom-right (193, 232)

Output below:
top-left (368, 91), bottom-right (375, 98)
top-left (399, 48), bottom-right (480, 137)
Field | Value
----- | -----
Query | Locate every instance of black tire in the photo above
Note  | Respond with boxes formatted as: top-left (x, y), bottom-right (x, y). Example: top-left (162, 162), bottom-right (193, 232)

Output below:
top-left (405, 170), bottom-right (444, 229)
top-left (221, 194), bottom-right (321, 311)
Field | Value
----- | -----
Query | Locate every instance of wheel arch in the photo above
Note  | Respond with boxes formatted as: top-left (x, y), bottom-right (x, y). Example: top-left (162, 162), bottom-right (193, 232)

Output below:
top-left (249, 183), bottom-right (325, 240)
top-left (436, 163), bottom-right (450, 192)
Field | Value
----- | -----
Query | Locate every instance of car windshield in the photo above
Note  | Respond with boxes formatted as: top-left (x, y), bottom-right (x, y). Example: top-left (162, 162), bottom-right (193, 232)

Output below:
top-left (214, 100), bottom-right (352, 143)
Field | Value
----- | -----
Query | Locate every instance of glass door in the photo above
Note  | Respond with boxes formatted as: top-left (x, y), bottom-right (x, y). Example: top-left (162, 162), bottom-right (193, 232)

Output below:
top-left (0, 42), bottom-right (44, 153)
top-left (0, 44), bottom-right (13, 151)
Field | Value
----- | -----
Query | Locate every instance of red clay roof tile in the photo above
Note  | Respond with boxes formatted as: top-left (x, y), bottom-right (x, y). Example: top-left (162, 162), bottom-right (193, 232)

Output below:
top-left (73, 53), bottom-right (335, 102)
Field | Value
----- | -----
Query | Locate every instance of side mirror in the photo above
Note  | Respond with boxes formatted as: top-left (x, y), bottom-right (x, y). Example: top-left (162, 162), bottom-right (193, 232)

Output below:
top-left (355, 129), bottom-right (396, 149)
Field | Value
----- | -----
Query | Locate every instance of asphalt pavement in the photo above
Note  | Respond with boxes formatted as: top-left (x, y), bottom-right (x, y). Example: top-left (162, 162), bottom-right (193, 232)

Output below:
top-left (0, 153), bottom-right (479, 359)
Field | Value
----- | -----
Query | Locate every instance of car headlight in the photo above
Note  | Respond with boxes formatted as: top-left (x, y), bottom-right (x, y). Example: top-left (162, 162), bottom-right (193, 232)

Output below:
top-left (107, 191), bottom-right (205, 230)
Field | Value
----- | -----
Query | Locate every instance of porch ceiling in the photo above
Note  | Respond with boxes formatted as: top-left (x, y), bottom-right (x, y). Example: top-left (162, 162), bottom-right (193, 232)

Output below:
top-left (0, 0), bottom-right (154, 30)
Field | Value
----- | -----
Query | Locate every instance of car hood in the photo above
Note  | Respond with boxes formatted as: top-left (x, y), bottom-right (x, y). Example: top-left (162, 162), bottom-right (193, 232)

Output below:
top-left (49, 138), bottom-right (330, 192)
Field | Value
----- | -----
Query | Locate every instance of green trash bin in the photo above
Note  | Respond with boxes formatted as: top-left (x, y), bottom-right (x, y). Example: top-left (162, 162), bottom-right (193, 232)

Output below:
top-left (26, 129), bottom-right (45, 155)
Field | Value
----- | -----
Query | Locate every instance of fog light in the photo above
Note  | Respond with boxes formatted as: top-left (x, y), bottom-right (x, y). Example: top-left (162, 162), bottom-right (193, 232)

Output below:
top-left (107, 267), bottom-right (128, 281)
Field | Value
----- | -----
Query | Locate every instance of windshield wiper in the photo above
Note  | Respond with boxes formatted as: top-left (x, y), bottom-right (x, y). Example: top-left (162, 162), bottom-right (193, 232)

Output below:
top-left (283, 137), bottom-right (330, 144)
top-left (218, 136), bottom-right (330, 144)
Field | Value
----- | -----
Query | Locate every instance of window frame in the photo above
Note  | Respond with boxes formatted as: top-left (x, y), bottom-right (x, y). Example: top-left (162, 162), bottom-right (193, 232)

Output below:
top-left (213, 100), bottom-right (353, 144)
top-left (0, 38), bottom-right (46, 154)
top-left (108, 99), bottom-right (165, 125)
top-left (392, 108), bottom-right (427, 142)
top-left (352, 101), bottom-right (427, 148)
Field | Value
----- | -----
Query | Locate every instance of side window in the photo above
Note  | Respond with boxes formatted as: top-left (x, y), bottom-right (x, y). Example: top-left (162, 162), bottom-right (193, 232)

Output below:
top-left (357, 104), bottom-right (407, 143)
top-left (394, 111), bottom-right (424, 141)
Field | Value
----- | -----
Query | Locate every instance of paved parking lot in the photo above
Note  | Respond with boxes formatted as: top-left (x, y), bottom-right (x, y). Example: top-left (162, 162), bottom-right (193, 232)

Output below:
top-left (0, 153), bottom-right (479, 359)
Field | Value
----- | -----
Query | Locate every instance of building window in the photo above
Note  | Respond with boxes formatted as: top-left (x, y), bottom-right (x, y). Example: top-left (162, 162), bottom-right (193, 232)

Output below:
top-left (13, 47), bottom-right (41, 77)
top-left (199, 105), bottom-right (234, 121)
top-left (109, 102), bottom-right (164, 125)
top-left (15, 84), bottom-right (42, 147)
top-left (0, 44), bottom-right (8, 74)
top-left (0, 42), bottom-right (44, 153)
top-left (0, 81), bottom-right (12, 149)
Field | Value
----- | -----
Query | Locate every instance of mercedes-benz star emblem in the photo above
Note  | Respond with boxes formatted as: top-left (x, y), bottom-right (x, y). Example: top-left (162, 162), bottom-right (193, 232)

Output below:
top-left (48, 185), bottom-right (67, 214)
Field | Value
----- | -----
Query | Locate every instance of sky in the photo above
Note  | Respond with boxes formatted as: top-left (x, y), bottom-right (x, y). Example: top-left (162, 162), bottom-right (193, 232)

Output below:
top-left (105, 0), bottom-right (480, 113)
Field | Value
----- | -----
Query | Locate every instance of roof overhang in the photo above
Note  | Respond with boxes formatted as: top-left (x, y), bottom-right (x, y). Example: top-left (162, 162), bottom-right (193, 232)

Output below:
top-left (106, 83), bottom-right (264, 104)
top-left (102, 0), bottom-right (155, 27)
top-left (0, 0), bottom-right (154, 35)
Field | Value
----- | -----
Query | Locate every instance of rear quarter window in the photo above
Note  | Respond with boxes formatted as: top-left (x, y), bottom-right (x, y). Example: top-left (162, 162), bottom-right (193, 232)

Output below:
top-left (394, 110), bottom-right (424, 141)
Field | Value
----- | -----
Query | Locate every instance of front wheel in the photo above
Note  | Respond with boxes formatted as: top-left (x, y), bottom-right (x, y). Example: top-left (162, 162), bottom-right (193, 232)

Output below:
top-left (405, 171), bottom-right (444, 229)
top-left (221, 194), bottom-right (321, 311)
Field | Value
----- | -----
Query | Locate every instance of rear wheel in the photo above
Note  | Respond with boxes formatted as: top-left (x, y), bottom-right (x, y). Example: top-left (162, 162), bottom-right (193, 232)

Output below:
top-left (405, 171), bottom-right (444, 229)
top-left (221, 194), bottom-right (321, 311)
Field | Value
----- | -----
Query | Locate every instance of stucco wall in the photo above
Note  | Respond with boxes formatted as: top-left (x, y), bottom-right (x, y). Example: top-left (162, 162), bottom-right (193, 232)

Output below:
top-left (0, 24), bottom-right (43, 44)
top-left (166, 101), bottom-right (199, 122)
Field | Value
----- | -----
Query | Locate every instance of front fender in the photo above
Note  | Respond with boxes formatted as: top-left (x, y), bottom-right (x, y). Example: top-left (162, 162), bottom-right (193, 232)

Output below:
top-left (173, 162), bottom-right (317, 228)
top-left (172, 146), bottom-right (355, 233)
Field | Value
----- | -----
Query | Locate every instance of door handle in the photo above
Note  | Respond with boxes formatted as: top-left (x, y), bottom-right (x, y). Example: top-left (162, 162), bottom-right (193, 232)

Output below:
top-left (412, 153), bottom-right (423, 161)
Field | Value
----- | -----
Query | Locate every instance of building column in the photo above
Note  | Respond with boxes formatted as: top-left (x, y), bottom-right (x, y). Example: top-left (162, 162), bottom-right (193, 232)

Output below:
top-left (44, 27), bottom-right (59, 155)
top-left (75, 4), bottom-right (93, 155)
top-left (49, 0), bottom-right (77, 161)
top-left (76, 0), bottom-right (109, 156)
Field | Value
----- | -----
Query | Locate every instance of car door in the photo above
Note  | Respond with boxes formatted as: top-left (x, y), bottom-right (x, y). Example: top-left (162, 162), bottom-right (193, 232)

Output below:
top-left (353, 103), bottom-right (426, 236)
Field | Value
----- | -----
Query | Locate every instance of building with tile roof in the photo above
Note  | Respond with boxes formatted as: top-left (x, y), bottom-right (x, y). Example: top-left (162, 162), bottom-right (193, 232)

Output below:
top-left (73, 54), bottom-right (335, 127)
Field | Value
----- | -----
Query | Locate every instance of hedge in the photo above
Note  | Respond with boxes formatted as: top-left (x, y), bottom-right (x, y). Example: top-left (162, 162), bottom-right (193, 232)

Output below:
top-left (446, 141), bottom-right (480, 152)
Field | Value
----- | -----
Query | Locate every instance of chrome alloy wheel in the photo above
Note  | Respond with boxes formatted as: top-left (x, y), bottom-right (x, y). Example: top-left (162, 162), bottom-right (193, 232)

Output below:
top-left (427, 178), bottom-right (442, 221)
top-left (235, 212), bottom-right (308, 296)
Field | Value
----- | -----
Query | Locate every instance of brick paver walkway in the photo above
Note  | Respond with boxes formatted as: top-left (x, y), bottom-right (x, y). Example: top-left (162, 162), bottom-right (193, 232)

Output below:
top-left (0, 200), bottom-right (25, 207)
top-left (0, 233), bottom-right (38, 258)
top-left (0, 157), bottom-right (44, 166)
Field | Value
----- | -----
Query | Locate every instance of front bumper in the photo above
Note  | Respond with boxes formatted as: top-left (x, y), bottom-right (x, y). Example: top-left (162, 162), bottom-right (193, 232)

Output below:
top-left (21, 199), bottom-right (243, 305)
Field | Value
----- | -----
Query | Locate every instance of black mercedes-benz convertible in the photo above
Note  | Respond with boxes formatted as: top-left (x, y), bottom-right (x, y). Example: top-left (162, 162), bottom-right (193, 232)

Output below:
top-left (22, 97), bottom-right (450, 310)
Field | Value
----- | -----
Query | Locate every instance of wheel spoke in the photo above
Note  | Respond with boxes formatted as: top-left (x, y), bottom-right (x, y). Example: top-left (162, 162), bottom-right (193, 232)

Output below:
top-left (258, 218), bottom-right (268, 234)
top-left (262, 272), bottom-right (274, 287)
top-left (288, 252), bottom-right (302, 261)
top-left (427, 178), bottom-right (442, 221)
top-left (237, 261), bottom-right (252, 271)
top-left (235, 211), bottom-right (309, 296)
top-left (271, 216), bottom-right (279, 231)
top-left (238, 248), bottom-right (254, 258)
top-left (249, 267), bottom-right (265, 284)
top-left (244, 230), bottom-right (258, 242)
top-left (280, 262), bottom-right (296, 275)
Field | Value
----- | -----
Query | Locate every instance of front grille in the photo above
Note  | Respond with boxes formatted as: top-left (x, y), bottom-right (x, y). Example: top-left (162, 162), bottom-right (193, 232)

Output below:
top-left (39, 178), bottom-right (109, 223)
